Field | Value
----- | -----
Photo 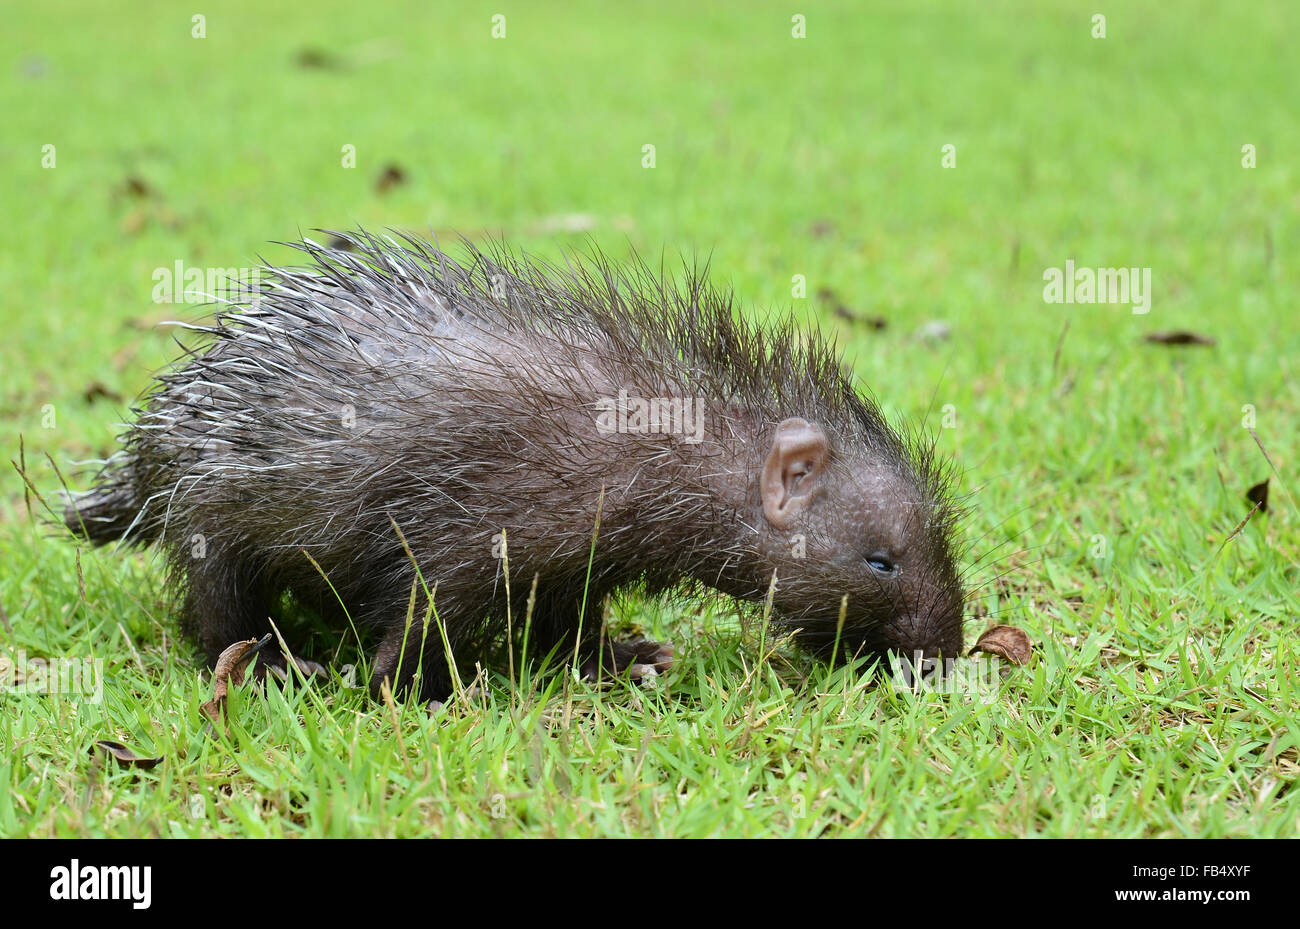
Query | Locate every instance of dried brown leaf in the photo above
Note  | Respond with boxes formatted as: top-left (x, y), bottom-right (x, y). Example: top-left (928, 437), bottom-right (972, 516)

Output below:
top-left (1143, 330), bottom-right (1215, 347)
top-left (200, 634), bottom-right (271, 725)
top-left (296, 47), bottom-right (345, 70)
top-left (969, 624), bottom-right (1033, 665)
top-left (1246, 478), bottom-right (1269, 514)
top-left (92, 740), bottom-right (163, 769)
top-left (374, 162), bottom-right (408, 194)
top-left (81, 381), bottom-right (123, 404)
top-left (118, 175), bottom-right (154, 199)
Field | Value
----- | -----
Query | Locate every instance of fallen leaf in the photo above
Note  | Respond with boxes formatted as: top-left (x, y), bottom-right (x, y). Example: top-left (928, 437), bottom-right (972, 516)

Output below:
top-left (374, 162), bottom-right (408, 194)
top-left (296, 47), bottom-right (345, 70)
top-left (969, 624), bottom-right (1032, 665)
top-left (1246, 478), bottom-right (1269, 514)
top-left (118, 175), bottom-right (154, 199)
top-left (819, 287), bottom-right (887, 330)
top-left (92, 740), bottom-right (163, 770)
top-left (81, 381), bottom-right (123, 404)
top-left (201, 634), bottom-right (272, 725)
top-left (833, 305), bottom-right (886, 329)
top-left (1143, 330), bottom-right (1215, 346)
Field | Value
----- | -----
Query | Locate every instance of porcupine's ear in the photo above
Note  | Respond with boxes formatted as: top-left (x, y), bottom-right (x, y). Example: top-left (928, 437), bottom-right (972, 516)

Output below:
top-left (761, 418), bottom-right (828, 530)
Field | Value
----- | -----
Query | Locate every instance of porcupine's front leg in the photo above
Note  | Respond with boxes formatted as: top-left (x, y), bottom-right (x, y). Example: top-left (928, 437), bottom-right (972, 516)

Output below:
top-left (517, 590), bottom-right (676, 685)
top-left (370, 620), bottom-right (456, 703)
top-left (579, 636), bottom-right (676, 682)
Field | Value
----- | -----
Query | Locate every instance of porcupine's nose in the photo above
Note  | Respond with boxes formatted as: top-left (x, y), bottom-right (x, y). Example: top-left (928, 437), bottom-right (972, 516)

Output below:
top-left (892, 612), bottom-right (962, 673)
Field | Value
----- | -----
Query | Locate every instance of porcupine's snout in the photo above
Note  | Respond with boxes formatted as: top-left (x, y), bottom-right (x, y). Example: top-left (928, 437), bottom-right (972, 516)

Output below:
top-left (889, 609), bottom-right (963, 666)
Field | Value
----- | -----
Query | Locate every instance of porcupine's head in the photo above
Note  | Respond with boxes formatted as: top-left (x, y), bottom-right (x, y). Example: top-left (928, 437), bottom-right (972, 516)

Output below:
top-left (750, 399), bottom-right (965, 676)
top-left (623, 264), bottom-right (968, 678)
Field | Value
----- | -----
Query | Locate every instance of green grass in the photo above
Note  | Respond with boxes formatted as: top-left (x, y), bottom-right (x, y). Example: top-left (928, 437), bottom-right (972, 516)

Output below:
top-left (1, 0), bottom-right (1297, 837)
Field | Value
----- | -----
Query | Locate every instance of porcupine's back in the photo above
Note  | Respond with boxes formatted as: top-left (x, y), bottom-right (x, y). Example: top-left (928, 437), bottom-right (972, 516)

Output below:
top-left (65, 233), bottom-right (631, 560)
top-left (66, 229), bottom-right (907, 557)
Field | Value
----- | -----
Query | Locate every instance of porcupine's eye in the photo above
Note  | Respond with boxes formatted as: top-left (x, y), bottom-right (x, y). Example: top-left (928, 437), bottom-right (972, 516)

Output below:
top-left (864, 552), bottom-right (898, 575)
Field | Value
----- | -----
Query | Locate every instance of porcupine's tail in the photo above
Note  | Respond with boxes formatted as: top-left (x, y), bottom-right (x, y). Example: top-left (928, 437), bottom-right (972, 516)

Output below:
top-left (62, 463), bottom-right (152, 545)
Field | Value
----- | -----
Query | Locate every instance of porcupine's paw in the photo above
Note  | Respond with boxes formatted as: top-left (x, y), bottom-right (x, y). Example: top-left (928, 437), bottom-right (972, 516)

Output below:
top-left (253, 652), bottom-right (329, 683)
top-left (581, 638), bottom-right (675, 683)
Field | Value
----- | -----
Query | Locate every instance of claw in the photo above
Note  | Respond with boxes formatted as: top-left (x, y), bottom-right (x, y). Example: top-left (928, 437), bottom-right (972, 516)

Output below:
top-left (580, 638), bottom-right (675, 683)
top-left (255, 652), bottom-right (328, 682)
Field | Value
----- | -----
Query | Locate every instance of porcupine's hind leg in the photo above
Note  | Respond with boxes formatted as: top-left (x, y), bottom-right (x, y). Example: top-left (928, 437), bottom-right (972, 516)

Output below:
top-left (369, 618), bottom-right (457, 703)
top-left (181, 549), bottom-right (272, 659)
top-left (181, 547), bottom-right (323, 679)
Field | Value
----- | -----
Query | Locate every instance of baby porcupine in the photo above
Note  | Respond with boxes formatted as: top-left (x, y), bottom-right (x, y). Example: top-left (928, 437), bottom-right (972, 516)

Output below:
top-left (65, 230), bottom-right (966, 701)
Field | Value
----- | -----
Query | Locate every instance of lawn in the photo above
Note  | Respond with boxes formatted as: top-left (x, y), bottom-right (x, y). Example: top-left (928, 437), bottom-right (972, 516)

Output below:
top-left (0, 0), bottom-right (1296, 837)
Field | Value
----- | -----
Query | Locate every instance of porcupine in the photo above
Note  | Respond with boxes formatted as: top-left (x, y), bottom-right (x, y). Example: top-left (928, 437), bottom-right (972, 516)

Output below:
top-left (63, 230), bottom-right (966, 702)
